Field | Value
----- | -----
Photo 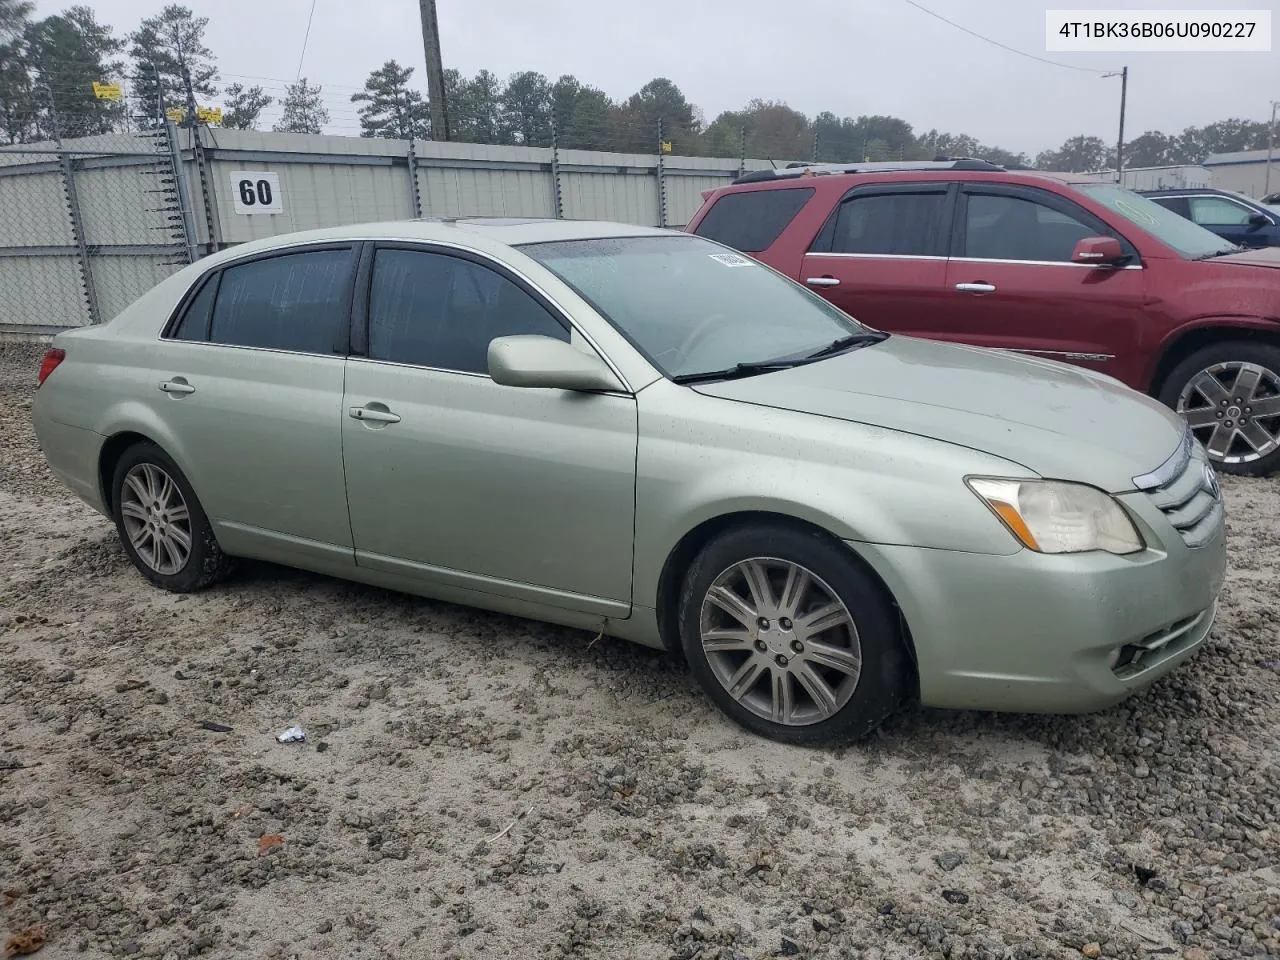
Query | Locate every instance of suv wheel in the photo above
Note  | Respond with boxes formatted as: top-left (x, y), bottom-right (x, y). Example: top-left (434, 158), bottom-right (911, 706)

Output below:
top-left (678, 524), bottom-right (912, 745)
top-left (1158, 341), bottom-right (1280, 477)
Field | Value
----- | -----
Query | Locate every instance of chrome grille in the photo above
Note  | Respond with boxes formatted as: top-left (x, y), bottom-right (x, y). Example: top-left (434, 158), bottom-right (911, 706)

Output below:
top-left (1133, 429), bottom-right (1223, 548)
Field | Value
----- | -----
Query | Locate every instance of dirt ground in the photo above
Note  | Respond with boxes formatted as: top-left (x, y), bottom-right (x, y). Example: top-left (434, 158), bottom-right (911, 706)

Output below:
top-left (0, 340), bottom-right (1276, 960)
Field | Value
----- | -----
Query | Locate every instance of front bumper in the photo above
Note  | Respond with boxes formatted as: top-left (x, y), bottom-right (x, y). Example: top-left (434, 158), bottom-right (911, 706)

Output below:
top-left (852, 501), bottom-right (1227, 714)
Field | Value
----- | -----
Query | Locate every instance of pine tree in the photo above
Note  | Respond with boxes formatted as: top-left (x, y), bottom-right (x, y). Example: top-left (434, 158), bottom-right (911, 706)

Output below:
top-left (128, 4), bottom-right (217, 126)
top-left (221, 82), bottom-right (271, 130)
top-left (27, 6), bottom-right (124, 139)
top-left (0, 0), bottom-right (36, 143)
top-left (274, 78), bottom-right (328, 134)
top-left (351, 60), bottom-right (429, 140)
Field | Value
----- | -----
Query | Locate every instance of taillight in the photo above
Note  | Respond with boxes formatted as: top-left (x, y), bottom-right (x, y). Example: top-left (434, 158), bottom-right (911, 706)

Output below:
top-left (37, 347), bottom-right (65, 386)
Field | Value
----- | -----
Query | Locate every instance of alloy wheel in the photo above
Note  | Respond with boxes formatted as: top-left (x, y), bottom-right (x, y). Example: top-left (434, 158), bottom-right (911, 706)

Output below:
top-left (698, 557), bottom-right (861, 727)
top-left (1177, 361), bottom-right (1280, 465)
top-left (119, 462), bottom-right (193, 576)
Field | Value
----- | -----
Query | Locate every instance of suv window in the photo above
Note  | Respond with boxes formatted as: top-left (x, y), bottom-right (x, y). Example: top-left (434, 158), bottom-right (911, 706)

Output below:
top-left (170, 274), bottom-right (218, 341)
top-left (368, 248), bottom-right (568, 374)
top-left (209, 249), bottom-right (353, 353)
top-left (1188, 195), bottom-right (1254, 225)
top-left (826, 191), bottom-right (947, 256)
top-left (692, 188), bottom-right (814, 253)
top-left (1148, 195), bottom-right (1191, 219)
top-left (962, 194), bottom-right (1095, 262)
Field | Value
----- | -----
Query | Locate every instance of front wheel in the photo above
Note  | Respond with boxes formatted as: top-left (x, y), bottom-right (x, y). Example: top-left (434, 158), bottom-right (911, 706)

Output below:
top-left (1158, 341), bottom-right (1280, 477)
top-left (677, 524), bottom-right (912, 746)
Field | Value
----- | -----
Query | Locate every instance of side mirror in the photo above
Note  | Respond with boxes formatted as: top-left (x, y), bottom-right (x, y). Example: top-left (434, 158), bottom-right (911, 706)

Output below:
top-left (488, 335), bottom-right (626, 393)
top-left (1247, 212), bottom-right (1271, 228)
top-left (1071, 236), bottom-right (1126, 267)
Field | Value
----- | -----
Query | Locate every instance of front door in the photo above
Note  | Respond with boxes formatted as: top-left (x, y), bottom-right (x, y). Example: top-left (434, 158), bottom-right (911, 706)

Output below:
top-left (1186, 194), bottom-right (1275, 249)
top-left (799, 182), bottom-right (952, 333)
top-left (940, 183), bottom-right (1148, 386)
top-left (341, 244), bottom-right (638, 617)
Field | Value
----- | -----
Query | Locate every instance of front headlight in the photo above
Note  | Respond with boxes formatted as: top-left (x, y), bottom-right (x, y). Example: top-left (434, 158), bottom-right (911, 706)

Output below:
top-left (966, 478), bottom-right (1144, 555)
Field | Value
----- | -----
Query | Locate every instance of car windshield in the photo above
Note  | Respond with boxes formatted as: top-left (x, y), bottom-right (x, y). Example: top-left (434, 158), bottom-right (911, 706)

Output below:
top-left (1073, 182), bottom-right (1240, 259)
top-left (519, 234), bottom-right (867, 380)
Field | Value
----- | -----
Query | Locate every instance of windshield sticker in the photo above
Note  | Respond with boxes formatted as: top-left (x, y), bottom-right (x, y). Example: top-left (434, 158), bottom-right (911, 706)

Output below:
top-left (707, 252), bottom-right (754, 267)
top-left (1114, 198), bottom-right (1158, 225)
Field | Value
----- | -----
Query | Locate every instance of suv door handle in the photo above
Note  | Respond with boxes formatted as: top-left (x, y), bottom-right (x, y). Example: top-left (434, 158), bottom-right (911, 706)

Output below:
top-left (159, 379), bottom-right (195, 395)
top-left (806, 277), bottom-right (840, 287)
top-left (348, 405), bottom-right (401, 424)
top-left (955, 282), bottom-right (996, 293)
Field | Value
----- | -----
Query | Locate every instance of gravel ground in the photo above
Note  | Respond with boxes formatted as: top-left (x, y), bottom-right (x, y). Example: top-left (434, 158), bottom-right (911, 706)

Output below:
top-left (1, 340), bottom-right (1277, 960)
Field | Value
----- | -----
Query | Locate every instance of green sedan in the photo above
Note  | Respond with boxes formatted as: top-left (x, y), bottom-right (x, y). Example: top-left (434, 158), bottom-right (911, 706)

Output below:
top-left (30, 218), bottom-right (1228, 744)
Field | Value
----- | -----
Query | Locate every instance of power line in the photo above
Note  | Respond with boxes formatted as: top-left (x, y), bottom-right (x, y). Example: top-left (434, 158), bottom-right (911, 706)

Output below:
top-left (899, 0), bottom-right (1111, 74)
top-left (296, 0), bottom-right (319, 82)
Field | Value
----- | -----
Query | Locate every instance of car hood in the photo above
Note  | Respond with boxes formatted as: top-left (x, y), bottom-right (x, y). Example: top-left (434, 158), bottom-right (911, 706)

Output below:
top-left (1212, 246), bottom-right (1280, 268)
top-left (692, 335), bottom-right (1187, 493)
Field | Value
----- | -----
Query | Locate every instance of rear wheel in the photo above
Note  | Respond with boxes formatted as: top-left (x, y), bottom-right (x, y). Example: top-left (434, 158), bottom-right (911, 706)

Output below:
top-left (1158, 341), bottom-right (1280, 477)
top-left (110, 442), bottom-right (231, 592)
top-left (678, 524), bottom-right (911, 745)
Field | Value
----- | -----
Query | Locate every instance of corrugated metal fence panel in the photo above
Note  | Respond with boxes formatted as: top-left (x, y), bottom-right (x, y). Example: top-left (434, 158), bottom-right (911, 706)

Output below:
top-left (89, 254), bottom-right (187, 321)
top-left (0, 255), bottom-right (89, 328)
top-left (415, 142), bottom-right (555, 218)
top-left (0, 169), bottom-right (75, 246)
top-left (75, 164), bottom-right (174, 247)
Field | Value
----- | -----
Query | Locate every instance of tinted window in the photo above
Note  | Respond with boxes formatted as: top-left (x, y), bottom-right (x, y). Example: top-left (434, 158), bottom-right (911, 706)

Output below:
top-left (1188, 196), bottom-right (1253, 226)
top-left (692, 188), bottom-right (814, 253)
top-left (829, 192), bottom-right (946, 256)
top-left (1149, 196), bottom-right (1191, 219)
top-left (962, 194), bottom-right (1095, 262)
top-left (209, 250), bottom-right (352, 353)
top-left (368, 249), bottom-right (568, 373)
top-left (170, 274), bottom-right (217, 341)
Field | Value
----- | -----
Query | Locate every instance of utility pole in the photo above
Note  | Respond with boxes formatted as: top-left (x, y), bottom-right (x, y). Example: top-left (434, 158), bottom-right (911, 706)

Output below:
top-left (1266, 99), bottom-right (1278, 197)
top-left (1104, 66), bottom-right (1127, 184)
top-left (418, 0), bottom-right (450, 141)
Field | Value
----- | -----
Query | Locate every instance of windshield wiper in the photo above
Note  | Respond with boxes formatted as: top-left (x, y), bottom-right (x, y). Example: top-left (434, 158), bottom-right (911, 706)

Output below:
top-left (671, 359), bottom-right (802, 385)
top-left (801, 331), bottom-right (888, 360)
top-left (671, 331), bottom-right (888, 385)
top-left (1194, 247), bottom-right (1244, 260)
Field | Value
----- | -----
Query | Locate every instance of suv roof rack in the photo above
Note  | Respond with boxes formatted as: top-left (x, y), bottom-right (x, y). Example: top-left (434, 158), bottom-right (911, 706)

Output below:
top-left (734, 158), bottom-right (1005, 185)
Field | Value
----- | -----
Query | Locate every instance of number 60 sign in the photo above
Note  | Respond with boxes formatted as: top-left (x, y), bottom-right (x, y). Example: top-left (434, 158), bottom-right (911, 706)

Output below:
top-left (229, 171), bottom-right (283, 215)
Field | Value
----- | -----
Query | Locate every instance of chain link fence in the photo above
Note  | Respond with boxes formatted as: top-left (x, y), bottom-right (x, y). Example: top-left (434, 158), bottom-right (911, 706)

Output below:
top-left (0, 124), bottom-right (195, 335)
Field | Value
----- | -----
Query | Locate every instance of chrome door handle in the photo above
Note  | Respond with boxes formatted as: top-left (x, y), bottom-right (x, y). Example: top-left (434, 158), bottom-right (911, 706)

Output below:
top-left (955, 282), bottom-right (996, 293)
top-left (348, 406), bottom-right (401, 424)
top-left (159, 380), bottom-right (195, 395)
top-left (806, 277), bottom-right (840, 287)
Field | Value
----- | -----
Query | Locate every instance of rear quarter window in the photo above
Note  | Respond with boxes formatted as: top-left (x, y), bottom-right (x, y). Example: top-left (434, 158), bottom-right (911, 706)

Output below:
top-left (692, 187), bottom-right (815, 253)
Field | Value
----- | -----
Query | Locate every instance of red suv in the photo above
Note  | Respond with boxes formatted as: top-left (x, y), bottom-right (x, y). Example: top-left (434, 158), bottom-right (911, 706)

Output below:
top-left (686, 160), bottom-right (1280, 476)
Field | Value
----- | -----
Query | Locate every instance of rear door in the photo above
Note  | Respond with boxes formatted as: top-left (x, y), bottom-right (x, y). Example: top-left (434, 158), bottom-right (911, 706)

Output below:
top-left (798, 182), bottom-right (953, 333)
top-left (940, 183), bottom-right (1148, 385)
top-left (154, 244), bottom-right (358, 566)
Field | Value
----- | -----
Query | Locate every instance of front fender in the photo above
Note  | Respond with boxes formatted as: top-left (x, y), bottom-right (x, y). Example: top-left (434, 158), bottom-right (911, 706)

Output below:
top-left (631, 387), bottom-right (1031, 609)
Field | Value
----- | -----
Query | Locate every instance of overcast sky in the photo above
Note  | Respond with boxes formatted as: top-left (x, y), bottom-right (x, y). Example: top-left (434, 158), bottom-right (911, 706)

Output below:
top-left (34, 0), bottom-right (1280, 156)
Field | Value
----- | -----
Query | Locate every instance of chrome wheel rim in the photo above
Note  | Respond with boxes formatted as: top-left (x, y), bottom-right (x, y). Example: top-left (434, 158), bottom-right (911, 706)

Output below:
top-left (120, 463), bottom-right (192, 575)
top-left (698, 558), bottom-right (861, 727)
top-left (1178, 361), bottom-right (1280, 465)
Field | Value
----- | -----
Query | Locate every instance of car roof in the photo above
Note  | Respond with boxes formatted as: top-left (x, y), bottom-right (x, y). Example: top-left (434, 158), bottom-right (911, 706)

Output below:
top-left (196, 217), bottom-right (675, 269)
top-left (717, 165), bottom-right (1098, 193)
top-left (1137, 187), bottom-right (1234, 197)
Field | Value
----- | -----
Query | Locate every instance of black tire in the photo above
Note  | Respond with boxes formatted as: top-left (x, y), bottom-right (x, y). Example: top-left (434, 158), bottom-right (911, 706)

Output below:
top-left (1157, 340), bottom-right (1280, 477)
top-left (109, 441), bottom-right (232, 592)
top-left (677, 523), bottom-right (912, 746)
